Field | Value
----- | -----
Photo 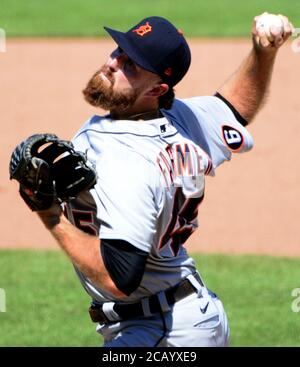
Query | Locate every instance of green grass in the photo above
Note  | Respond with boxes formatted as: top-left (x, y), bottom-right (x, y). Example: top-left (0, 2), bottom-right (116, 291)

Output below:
top-left (194, 254), bottom-right (300, 346)
top-left (0, 0), bottom-right (299, 37)
top-left (0, 250), bottom-right (300, 346)
top-left (0, 250), bottom-right (99, 346)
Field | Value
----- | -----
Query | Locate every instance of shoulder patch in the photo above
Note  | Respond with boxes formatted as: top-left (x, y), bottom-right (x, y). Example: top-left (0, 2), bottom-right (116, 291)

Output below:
top-left (221, 125), bottom-right (244, 151)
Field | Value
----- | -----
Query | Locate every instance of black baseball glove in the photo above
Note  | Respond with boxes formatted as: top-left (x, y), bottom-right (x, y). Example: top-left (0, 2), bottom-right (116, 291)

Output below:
top-left (9, 133), bottom-right (97, 211)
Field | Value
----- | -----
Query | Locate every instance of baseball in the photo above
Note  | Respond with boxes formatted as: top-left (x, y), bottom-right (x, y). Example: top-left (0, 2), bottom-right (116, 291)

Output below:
top-left (255, 13), bottom-right (284, 42)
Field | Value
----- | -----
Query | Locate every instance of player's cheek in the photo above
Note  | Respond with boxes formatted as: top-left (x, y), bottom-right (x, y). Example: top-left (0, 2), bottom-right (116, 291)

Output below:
top-left (114, 71), bottom-right (132, 89)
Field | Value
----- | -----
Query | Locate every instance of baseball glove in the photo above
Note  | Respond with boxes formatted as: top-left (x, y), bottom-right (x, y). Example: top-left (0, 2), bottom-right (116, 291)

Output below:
top-left (9, 133), bottom-right (97, 211)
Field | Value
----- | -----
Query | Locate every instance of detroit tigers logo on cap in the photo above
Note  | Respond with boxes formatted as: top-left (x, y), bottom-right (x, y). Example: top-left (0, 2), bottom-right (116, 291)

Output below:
top-left (132, 22), bottom-right (152, 36)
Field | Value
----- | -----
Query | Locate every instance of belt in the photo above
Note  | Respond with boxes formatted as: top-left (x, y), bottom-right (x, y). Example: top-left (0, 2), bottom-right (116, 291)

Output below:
top-left (89, 273), bottom-right (204, 324)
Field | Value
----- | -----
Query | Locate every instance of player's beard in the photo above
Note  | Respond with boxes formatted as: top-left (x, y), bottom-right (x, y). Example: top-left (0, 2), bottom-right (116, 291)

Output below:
top-left (82, 66), bottom-right (138, 111)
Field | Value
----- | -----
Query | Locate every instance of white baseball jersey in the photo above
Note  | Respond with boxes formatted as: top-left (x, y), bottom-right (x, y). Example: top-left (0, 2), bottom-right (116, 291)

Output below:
top-left (162, 96), bottom-right (253, 175)
top-left (65, 95), bottom-right (253, 304)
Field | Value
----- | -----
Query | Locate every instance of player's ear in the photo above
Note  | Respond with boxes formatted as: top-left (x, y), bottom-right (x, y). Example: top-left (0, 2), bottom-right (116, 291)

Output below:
top-left (145, 83), bottom-right (169, 97)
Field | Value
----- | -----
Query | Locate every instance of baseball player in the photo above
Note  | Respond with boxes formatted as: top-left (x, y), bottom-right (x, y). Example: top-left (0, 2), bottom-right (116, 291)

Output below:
top-left (10, 14), bottom-right (293, 347)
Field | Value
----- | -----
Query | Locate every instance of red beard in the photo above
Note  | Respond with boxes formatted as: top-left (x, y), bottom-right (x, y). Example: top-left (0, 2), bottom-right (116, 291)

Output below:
top-left (82, 66), bottom-right (138, 111)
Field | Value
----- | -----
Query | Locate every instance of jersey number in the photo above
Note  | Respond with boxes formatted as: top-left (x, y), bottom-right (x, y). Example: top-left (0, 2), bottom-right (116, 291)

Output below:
top-left (158, 189), bottom-right (204, 256)
top-left (222, 125), bottom-right (244, 151)
top-left (65, 208), bottom-right (97, 236)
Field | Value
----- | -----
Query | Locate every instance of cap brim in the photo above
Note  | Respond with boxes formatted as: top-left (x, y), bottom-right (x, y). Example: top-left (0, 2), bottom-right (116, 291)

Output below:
top-left (104, 26), bottom-right (157, 75)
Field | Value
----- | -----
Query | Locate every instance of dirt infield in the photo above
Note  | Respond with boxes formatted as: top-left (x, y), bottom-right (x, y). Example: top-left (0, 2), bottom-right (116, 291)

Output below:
top-left (1, 38), bottom-right (299, 256)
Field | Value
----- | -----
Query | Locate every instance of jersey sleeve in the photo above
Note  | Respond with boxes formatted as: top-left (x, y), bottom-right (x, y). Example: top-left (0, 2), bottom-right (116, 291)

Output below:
top-left (90, 149), bottom-right (161, 254)
top-left (162, 95), bottom-right (254, 175)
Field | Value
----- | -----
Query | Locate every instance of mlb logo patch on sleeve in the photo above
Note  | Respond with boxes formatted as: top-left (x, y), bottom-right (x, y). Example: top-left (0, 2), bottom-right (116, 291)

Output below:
top-left (221, 125), bottom-right (244, 151)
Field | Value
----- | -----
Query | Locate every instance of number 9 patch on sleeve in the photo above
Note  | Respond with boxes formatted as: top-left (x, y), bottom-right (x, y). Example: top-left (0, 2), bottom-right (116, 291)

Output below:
top-left (221, 125), bottom-right (244, 151)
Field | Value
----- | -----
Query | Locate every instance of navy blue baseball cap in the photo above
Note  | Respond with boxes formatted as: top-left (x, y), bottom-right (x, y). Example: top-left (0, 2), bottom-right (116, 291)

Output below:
top-left (104, 16), bottom-right (191, 87)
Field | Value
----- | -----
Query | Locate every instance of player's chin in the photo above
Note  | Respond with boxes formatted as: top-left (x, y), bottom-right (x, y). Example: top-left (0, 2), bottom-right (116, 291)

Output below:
top-left (82, 80), bottom-right (110, 109)
top-left (82, 89), bottom-right (136, 111)
top-left (82, 88), bottom-right (104, 108)
top-left (83, 84), bottom-right (138, 111)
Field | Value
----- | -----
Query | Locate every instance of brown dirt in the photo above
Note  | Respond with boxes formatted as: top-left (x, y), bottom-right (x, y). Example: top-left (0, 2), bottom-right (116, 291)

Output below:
top-left (1, 38), bottom-right (299, 256)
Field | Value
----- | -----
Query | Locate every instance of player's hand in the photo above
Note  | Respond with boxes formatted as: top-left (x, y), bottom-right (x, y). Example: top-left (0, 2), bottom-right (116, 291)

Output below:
top-left (10, 133), bottom-right (97, 211)
top-left (252, 12), bottom-right (294, 51)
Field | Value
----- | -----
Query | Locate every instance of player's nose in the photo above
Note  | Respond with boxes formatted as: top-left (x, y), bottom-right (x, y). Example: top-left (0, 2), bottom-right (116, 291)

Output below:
top-left (107, 49), bottom-right (123, 72)
top-left (107, 57), bottom-right (119, 72)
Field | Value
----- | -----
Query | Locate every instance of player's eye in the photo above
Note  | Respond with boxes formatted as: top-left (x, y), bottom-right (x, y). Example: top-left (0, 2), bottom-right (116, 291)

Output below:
top-left (125, 58), bottom-right (134, 67)
top-left (123, 57), bottom-right (137, 73)
top-left (117, 47), bottom-right (124, 55)
top-left (110, 47), bottom-right (123, 59)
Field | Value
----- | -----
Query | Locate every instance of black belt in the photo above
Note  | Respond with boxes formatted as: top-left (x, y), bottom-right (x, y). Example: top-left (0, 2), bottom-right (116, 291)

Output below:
top-left (89, 273), bottom-right (204, 324)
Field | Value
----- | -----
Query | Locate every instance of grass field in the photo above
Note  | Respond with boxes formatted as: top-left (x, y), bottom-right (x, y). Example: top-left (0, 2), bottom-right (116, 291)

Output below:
top-left (0, 0), bottom-right (299, 37)
top-left (0, 250), bottom-right (299, 346)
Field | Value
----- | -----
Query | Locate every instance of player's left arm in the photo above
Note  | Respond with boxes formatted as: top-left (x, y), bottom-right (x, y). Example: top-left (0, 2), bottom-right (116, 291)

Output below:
top-left (38, 204), bottom-right (127, 298)
top-left (217, 13), bottom-right (294, 123)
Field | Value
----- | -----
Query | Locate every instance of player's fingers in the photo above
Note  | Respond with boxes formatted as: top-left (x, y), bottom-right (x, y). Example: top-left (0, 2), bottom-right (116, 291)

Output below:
top-left (259, 36), bottom-right (272, 48)
top-left (251, 21), bottom-right (258, 38)
top-left (278, 14), bottom-right (294, 41)
top-left (269, 25), bottom-right (284, 47)
top-left (256, 26), bottom-right (272, 48)
top-left (274, 34), bottom-right (284, 48)
top-left (278, 14), bottom-right (293, 33)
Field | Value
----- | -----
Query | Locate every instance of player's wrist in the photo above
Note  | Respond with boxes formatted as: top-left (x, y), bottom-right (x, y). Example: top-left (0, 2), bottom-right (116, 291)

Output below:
top-left (37, 202), bottom-right (63, 229)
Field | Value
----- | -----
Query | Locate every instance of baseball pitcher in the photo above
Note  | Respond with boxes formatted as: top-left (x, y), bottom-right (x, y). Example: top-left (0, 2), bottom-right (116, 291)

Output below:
top-left (9, 14), bottom-right (293, 347)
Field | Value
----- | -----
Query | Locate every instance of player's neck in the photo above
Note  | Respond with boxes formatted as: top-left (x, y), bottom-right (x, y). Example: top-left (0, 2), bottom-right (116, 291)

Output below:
top-left (110, 110), bottom-right (161, 121)
top-left (110, 97), bottom-right (160, 121)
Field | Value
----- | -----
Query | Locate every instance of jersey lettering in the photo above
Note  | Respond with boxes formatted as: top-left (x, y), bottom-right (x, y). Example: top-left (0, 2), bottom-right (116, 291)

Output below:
top-left (175, 143), bottom-right (193, 176)
top-left (157, 143), bottom-right (205, 188)
top-left (157, 147), bottom-right (175, 189)
top-left (158, 188), bottom-right (204, 256)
